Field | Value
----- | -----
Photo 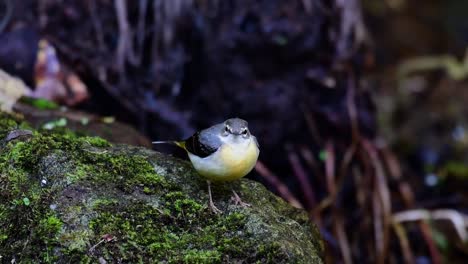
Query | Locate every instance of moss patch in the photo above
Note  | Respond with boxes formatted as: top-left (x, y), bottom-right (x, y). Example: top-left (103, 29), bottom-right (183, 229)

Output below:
top-left (0, 116), bottom-right (165, 261)
top-left (0, 114), bottom-right (323, 263)
top-left (86, 199), bottom-right (286, 263)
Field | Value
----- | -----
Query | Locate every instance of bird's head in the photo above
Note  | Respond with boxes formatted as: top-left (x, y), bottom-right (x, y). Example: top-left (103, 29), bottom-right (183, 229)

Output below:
top-left (222, 118), bottom-right (251, 140)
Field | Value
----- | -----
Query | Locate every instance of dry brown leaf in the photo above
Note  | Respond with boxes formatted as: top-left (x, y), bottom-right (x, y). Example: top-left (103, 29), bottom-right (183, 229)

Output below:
top-left (33, 39), bottom-right (88, 106)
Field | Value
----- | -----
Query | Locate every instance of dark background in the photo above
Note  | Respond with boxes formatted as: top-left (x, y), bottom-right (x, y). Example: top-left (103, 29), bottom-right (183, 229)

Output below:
top-left (1, 0), bottom-right (468, 263)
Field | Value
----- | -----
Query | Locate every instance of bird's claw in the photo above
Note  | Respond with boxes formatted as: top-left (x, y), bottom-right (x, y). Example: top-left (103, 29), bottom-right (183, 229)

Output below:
top-left (231, 190), bottom-right (251, 207)
top-left (209, 200), bottom-right (222, 214)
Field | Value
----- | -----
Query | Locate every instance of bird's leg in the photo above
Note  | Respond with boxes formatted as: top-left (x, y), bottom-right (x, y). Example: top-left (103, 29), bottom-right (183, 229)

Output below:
top-left (231, 188), bottom-right (251, 207)
top-left (207, 180), bottom-right (222, 214)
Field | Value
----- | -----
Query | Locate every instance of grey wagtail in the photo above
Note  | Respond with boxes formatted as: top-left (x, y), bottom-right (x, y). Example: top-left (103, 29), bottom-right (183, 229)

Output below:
top-left (153, 118), bottom-right (260, 213)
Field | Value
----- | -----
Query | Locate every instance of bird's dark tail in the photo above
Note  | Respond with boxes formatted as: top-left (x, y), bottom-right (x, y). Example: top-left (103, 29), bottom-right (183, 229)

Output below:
top-left (152, 141), bottom-right (186, 149)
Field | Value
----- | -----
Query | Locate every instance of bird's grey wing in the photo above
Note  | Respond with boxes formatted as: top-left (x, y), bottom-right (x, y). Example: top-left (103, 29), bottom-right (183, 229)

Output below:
top-left (184, 124), bottom-right (223, 158)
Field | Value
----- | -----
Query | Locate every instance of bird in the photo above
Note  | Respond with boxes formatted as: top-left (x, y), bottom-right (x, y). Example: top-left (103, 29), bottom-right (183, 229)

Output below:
top-left (153, 118), bottom-right (260, 213)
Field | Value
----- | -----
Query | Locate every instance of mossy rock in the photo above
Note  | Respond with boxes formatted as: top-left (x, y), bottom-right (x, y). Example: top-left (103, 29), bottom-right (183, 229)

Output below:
top-left (0, 112), bottom-right (323, 263)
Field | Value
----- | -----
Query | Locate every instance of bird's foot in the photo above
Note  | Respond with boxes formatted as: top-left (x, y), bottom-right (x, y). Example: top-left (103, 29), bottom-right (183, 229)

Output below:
top-left (209, 199), bottom-right (223, 214)
top-left (231, 190), bottom-right (251, 207)
top-left (207, 180), bottom-right (222, 214)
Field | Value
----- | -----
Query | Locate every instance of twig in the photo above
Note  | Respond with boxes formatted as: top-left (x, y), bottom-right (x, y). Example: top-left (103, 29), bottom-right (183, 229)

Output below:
top-left (151, 0), bottom-right (162, 60)
top-left (335, 213), bottom-right (353, 264)
top-left (286, 144), bottom-right (316, 208)
top-left (299, 146), bottom-right (323, 182)
top-left (89, 234), bottom-right (117, 253)
top-left (380, 145), bottom-right (415, 207)
top-left (114, 0), bottom-right (127, 72)
top-left (324, 141), bottom-right (336, 196)
top-left (255, 161), bottom-right (303, 209)
top-left (338, 142), bottom-right (357, 188)
top-left (301, 103), bottom-right (323, 144)
top-left (397, 49), bottom-right (468, 81)
top-left (352, 166), bottom-right (366, 213)
top-left (335, 0), bottom-right (370, 60)
top-left (87, 0), bottom-right (106, 52)
top-left (134, 0), bottom-right (149, 64)
top-left (114, 0), bottom-right (133, 71)
top-left (301, 0), bottom-right (313, 13)
top-left (392, 222), bottom-right (415, 264)
top-left (151, 0), bottom-right (191, 56)
top-left (324, 140), bottom-right (352, 264)
top-left (141, 97), bottom-right (194, 138)
top-left (316, 142), bottom-right (356, 215)
top-left (0, 0), bottom-right (12, 33)
top-left (346, 72), bottom-right (360, 142)
top-left (299, 145), bottom-right (328, 224)
top-left (393, 209), bottom-right (468, 242)
top-left (363, 139), bottom-right (391, 264)
top-left (419, 221), bottom-right (442, 264)
top-left (372, 185), bottom-right (384, 264)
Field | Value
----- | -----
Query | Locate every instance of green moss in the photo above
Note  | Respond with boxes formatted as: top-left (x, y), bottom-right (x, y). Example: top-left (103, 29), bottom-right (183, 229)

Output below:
top-left (60, 230), bottom-right (93, 252)
top-left (38, 215), bottom-right (63, 238)
top-left (0, 117), bottom-right (166, 261)
top-left (0, 118), bottom-right (20, 137)
top-left (0, 115), bottom-right (19, 129)
top-left (91, 198), bottom-right (119, 209)
top-left (0, 114), bottom-right (323, 263)
top-left (257, 243), bottom-right (286, 261)
top-left (80, 136), bottom-right (110, 148)
top-left (85, 197), bottom-right (285, 263)
top-left (65, 164), bottom-right (90, 184)
top-left (2, 125), bottom-right (164, 189)
top-left (0, 113), bottom-right (31, 139)
top-left (72, 151), bottom-right (165, 193)
top-left (183, 249), bottom-right (222, 263)
top-left (163, 191), bottom-right (204, 216)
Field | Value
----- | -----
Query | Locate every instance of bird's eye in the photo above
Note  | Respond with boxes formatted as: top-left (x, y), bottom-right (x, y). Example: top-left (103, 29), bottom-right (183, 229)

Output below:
top-left (242, 129), bottom-right (248, 135)
top-left (223, 126), bottom-right (230, 136)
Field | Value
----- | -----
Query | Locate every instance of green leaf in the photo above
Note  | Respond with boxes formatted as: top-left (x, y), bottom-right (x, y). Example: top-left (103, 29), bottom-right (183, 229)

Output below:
top-left (23, 197), bottom-right (30, 206)
top-left (318, 150), bottom-right (327, 162)
top-left (431, 227), bottom-right (449, 251)
top-left (19, 97), bottom-right (59, 110)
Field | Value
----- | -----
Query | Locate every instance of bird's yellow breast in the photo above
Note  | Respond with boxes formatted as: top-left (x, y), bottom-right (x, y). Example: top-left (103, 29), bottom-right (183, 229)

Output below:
top-left (187, 139), bottom-right (259, 182)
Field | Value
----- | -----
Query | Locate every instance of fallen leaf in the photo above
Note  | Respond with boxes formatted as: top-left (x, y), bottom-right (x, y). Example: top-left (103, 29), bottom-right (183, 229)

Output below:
top-left (32, 39), bottom-right (89, 106)
top-left (0, 69), bottom-right (32, 112)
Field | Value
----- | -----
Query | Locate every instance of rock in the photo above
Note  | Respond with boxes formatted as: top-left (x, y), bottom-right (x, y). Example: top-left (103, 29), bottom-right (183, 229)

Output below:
top-left (0, 112), bottom-right (323, 263)
top-left (13, 102), bottom-right (152, 148)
